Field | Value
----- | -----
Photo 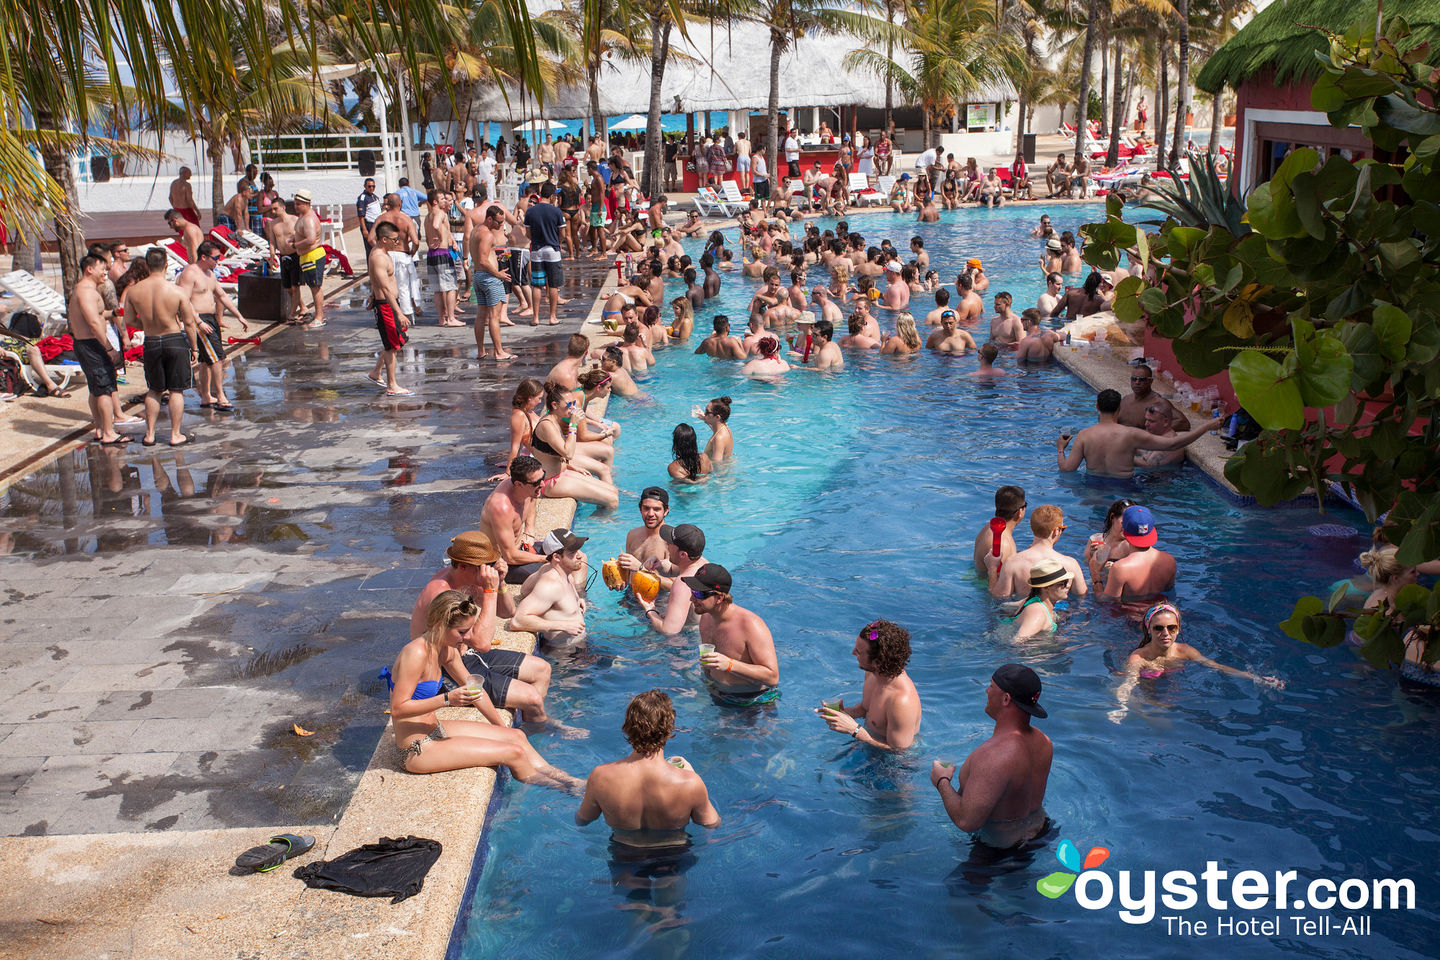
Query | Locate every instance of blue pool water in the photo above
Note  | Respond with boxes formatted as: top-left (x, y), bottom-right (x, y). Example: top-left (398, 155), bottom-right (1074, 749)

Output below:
top-left (450, 206), bottom-right (1440, 958)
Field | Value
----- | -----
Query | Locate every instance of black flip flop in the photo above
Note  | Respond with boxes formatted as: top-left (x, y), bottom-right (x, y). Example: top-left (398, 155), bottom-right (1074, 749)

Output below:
top-left (234, 833), bottom-right (316, 873)
top-left (213, 402), bottom-right (234, 412)
top-left (97, 436), bottom-right (130, 446)
top-left (142, 439), bottom-right (158, 447)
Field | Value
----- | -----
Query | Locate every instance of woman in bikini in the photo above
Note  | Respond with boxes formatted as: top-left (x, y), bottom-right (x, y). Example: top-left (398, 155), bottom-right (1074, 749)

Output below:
top-left (529, 382), bottom-right (620, 508)
top-left (388, 591), bottom-right (579, 790)
top-left (699, 395), bottom-right (734, 461)
top-left (1012, 558), bottom-right (1071, 638)
top-left (881, 313), bottom-right (922, 355)
top-left (669, 296), bottom-right (694, 340)
top-left (1111, 602), bottom-right (1285, 721)
top-left (667, 423), bottom-right (713, 482)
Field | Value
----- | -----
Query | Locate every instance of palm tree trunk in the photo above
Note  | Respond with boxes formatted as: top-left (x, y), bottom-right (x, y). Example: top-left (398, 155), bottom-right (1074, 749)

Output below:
top-left (766, 27), bottom-right (784, 193)
top-left (1208, 88), bottom-right (1224, 158)
top-left (1171, 0), bottom-right (1190, 166)
top-left (884, 0), bottom-right (895, 132)
top-left (36, 110), bottom-right (84, 296)
top-left (642, 17), bottom-right (672, 198)
top-left (1155, 35), bottom-right (1170, 172)
top-left (1099, 24), bottom-right (1111, 135)
top-left (1074, 0), bottom-right (1100, 166)
top-left (209, 139), bottom-right (226, 221)
top-left (1106, 36), bottom-right (1125, 167)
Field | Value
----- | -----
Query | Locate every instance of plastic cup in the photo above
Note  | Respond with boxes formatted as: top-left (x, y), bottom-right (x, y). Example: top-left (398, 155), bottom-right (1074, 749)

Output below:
top-left (821, 697), bottom-right (843, 714)
top-left (464, 675), bottom-right (485, 696)
top-left (699, 643), bottom-right (716, 659)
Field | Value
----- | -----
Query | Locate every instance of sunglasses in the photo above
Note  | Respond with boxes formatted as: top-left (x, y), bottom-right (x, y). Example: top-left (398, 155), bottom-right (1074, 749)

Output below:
top-left (1131, 376), bottom-right (1152, 382)
top-left (690, 588), bottom-right (712, 600)
top-left (523, 473), bottom-right (548, 487)
top-left (1151, 623), bottom-right (1180, 633)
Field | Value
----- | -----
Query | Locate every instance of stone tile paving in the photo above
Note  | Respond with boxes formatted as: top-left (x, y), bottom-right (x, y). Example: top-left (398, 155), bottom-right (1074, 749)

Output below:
top-left (0, 257), bottom-right (614, 837)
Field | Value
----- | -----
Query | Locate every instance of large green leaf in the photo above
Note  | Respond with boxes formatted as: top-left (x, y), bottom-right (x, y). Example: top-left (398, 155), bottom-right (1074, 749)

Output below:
top-left (1374, 94), bottom-right (1440, 136)
top-left (1372, 303), bottom-right (1413, 360)
top-left (1230, 351), bottom-right (1306, 430)
top-left (1396, 501), bottom-right (1440, 566)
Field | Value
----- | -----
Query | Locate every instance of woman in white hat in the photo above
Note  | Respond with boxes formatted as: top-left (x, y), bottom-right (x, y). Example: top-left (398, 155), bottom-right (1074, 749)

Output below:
top-left (1012, 558), bottom-right (1071, 638)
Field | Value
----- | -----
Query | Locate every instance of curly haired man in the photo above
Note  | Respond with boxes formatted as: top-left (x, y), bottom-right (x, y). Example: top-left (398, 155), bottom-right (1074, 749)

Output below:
top-left (818, 620), bottom-right (922, 751)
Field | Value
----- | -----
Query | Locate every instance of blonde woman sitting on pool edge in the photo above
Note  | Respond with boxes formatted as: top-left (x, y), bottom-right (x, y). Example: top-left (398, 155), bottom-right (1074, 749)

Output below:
top-left (387, 590), bottom-right (581, 791)
top-left (1110, 602), bottom-right (1285, 723)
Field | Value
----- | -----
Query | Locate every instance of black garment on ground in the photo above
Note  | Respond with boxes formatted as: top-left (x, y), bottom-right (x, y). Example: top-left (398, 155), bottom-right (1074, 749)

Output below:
top-left (292, 835), bottom-right (442, 903)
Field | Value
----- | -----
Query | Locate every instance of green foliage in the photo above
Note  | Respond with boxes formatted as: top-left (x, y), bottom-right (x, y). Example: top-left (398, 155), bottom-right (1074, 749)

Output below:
top-left (1085, 14), bottom-right (1440, 675)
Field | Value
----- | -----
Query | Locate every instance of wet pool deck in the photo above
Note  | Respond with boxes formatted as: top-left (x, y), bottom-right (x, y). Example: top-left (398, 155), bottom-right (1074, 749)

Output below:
top-left (0, 240), bottom-right (614, 958)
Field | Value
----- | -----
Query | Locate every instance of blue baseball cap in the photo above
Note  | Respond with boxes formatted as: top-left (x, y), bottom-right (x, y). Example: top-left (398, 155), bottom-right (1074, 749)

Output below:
top-left (1121, 505), bottom-right (1158, 547)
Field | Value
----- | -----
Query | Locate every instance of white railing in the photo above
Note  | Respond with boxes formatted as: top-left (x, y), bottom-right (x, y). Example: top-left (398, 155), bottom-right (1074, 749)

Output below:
top-left (249, 133), bottom-right (406, 173)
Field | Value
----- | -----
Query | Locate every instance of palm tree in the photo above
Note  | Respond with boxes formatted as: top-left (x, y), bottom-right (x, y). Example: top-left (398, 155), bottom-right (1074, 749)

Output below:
top-left (0, 0), bottom-right (497, 295)
top-left (845, 0), bottom-right (1021, 152)
top-left (1073, 0), bottom-right (1101, 165)
top-left (1169, 0), bottom-right (1189, 164)
top-left (547, 0), bottom-right (652, 143)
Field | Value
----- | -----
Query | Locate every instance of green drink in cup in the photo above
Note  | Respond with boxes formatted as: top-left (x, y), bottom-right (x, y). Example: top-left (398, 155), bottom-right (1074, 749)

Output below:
top-left (698, 643), bottom-right (716, 661)
top-left (821, 697), bottom-right (843, 714)
top-left (464, 674), bottom-right (485, 697)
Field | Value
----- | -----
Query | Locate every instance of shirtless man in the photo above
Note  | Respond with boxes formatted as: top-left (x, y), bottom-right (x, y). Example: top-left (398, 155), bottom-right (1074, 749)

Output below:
top-left (480, 456), bottom-right (551, 584)
top-left (69, 254), bottom-right (127, 444)
top-left (291, 190), bottom-right (327, 327)
top-left (916, 193), bottom-right (940, 222)
top-left (978, 168), bottom-right (1005, 207)
top-left (619, 321), bottom-right (653, 372)
top-left (834, 315), bottom-right (877, 352)
top-left (694, 315), bottom-right (747, 360)
top-left (966, 342), bottom-right (1007, 377)
top-left (635, 523), bottom-right (708, 636)
top-left (953, 272), bottom-right (984, 324)
top-left (1049, 272), bottom-right (1106, 321)
top-left (926, 310), bottom-right (978, 354)
top-left (1015, 309), bottom-right (1061, 361)
top-left (1134, 403), bottom-right (1187, 469)
top-left (1059, 232), bottom-right (1084, 274)
top-left (598, 346), bottom-right (639, 396)
top-left (1036, 273), bottom-right (1064, 315)
top-left (376, 193), bottom-right (422, 322)
top-left (167, 167), bottom-right (200, 224)
top-left (164, 208), bottom-right (205, 263)
top-left (546, 333), bottom-right (590, 392)
top-left (880, 263), bottom-right (910, 311)
top-left (616, 487), bottom-right (673, 582)
top-left (811, 286), bottom-right (843, 325)
top-left (801, 319), bottom-right (845, 370)
top-left (1117, 363), bottom-right (1189, 429)
top-left (408, 531), bottom-right (554, 724)
top-left (818, 619), bottom-right (921, 751)
top-left (972, 485), bottom-right (1025, 576)
top-left (701, 253), bottom-right (722, 299)
top-left (178, 241), bottom-right (248, 410)
top-left (910, 236), bottom-right (929, 271)
top-left (585, 160), bottom-right (607, 257)
top-left (966, 258), bottom-right (990, 294)
top-left (576, 689), bottom-right (721, 843)
top-left (424, 189), bottom-right (462, 327)
top-left (262, 197), bottom-right (304, 322)
top-left (1045, 154), bottom-right (1072, 198)
top-left (989, 292), bottom-right (1022, 347)
top-left (1101, 505), bottom-right (1177, 598)
top-left (985, 504), bottom-right (1089, 599)
top-left (931, 664), bottom-right (1052, 848)
top-left (688, 564), bottom-right (780, 700)
top-left (221, 184), bottom-right (253, 231)
top-left (127, 248), bottom-right (200, 446)
top-left (510, 529), bottom-right (590, 646)
top-left (676, 210), bottom-right (705, 237)
top-left (365, 221), bottom-right (413, 396)
top-left (923, 288), bottom-right (952, 326)
top-left (469, 203), bottom-right (517, 359)
top-left (1057, 389), bottom-right (1220, 479)
top-left (741, 315), bottom-right (770, 356)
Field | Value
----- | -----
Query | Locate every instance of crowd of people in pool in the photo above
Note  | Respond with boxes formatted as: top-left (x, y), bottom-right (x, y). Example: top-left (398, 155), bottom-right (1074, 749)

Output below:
top-left (382, 200), bottom-right (1439, 858)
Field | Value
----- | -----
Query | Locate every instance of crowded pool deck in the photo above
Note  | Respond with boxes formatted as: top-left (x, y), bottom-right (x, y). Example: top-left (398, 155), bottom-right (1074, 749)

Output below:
top-left (2, 202), bottom-right (1249, 960)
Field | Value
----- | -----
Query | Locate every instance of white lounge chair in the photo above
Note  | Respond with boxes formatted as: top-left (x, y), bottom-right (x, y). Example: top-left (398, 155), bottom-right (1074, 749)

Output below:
top-left (0, 270), bottom-right (69, 335)
top-left (847, 171), bottom-right (882, 205)
top-left (0, 318), bottom-right (80, 393)
top-left (320, 203), bottom-right (349, 260)
top-left (786, 180), bottom-right (811, 210)
top-left (873, 175), bottom-right (896, 203)
top-left (720, 180), bottom-right (752, 211)
top-left (239, 228), bottom-right (273, 257)
top-left (208, 224), bottom-right (268, 264)
top-left (696, 186), bottom-right (745, 217)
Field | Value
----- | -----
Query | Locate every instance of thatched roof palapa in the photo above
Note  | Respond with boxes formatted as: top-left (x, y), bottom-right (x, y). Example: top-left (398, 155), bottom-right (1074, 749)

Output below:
top-left (1195, 0), bottom-right (1440, 93)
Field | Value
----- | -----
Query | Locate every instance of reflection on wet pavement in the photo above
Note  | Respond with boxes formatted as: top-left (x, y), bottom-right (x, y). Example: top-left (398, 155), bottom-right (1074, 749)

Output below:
top-left (0, 258), bottom-right (610, 835)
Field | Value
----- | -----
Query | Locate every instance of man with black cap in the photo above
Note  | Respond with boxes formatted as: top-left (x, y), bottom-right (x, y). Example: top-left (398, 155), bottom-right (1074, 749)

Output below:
top-left (931, 663), bottom-right (1052, 848)
top-left (686, 563), bottom-right (780, 701)
top-left (511, 528), bottom-right (590, 645)
top-left (618, 487), bottom-right (672, 579)
top-left (635, 523), bottom-right (707, 636)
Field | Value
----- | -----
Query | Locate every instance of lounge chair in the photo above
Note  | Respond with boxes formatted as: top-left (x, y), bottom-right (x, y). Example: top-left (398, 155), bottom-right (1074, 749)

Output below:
top-left (0, 270), bottom-right (68, 335)
top-left (697, 186), bottom-right (745, 217)
top-left (847, 172), bottom-right (881, 205)
top-left (209, 224), bottom-right (268, 263)
top-left (786, 180), bottom-right (812, 210)
top-left (720, 180), bottom-right (750, 210)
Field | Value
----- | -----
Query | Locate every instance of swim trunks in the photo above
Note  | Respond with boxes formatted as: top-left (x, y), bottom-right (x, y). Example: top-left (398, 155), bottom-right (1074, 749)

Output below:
top-left (196, 313), bottom-right (225, 365)
top-left (459, 649), bottom-right (527, 706)
top-left (375, 302), bottom-right (408, 352)
top-left (473, 271), bottom-right (506, 307)
top-left (142, 332), bottom-right (193, 393)
top-left (299, 246), bottom-right (326, 288)
top-left (279, 253), bottom-right (301, 288)
top-left (530, 248), bottom-right (563, 289)
top-left (72, 337), bottom-right (117, 396)
top-left (705, 681), bottom-right (781, 707)
top-left (589, 202), bottom-right (605, 228)
top-left (427, 250), bottom-right (458, 293)
top-left (753, 178), bottom-right (771, 201)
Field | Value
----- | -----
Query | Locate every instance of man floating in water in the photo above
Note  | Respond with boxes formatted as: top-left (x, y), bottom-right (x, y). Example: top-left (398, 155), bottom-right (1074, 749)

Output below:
top-left (931, 664), bottom-right (1052, 848)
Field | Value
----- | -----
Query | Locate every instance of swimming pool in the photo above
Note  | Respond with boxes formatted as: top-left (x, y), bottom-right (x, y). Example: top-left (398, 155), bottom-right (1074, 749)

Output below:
top-left (449, 205), bottom-right (1440, 958)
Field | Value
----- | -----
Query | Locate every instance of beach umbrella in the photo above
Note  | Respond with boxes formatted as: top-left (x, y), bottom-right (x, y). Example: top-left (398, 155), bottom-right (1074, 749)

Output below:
top-left (515, 119), bottom-right (568, 131)
top-left (608, 114), bottom-right (651, 132)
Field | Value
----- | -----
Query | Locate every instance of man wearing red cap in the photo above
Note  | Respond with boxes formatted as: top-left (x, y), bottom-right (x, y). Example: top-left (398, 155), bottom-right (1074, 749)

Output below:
top-left (931, 663), bottom-right (1052, 848)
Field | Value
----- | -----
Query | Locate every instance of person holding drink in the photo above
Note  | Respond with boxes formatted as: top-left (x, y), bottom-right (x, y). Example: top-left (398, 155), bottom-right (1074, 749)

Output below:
top-left (685, 564), bottom-right (781, 705)
top-left (817, 620), bottom-right (921, 751)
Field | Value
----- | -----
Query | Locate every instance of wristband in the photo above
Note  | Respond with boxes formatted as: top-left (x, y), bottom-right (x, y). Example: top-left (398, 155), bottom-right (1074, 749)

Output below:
top-left (725, 656), bottom-right (733, 672)
top-left (483, 589), bottom-right (497, 594)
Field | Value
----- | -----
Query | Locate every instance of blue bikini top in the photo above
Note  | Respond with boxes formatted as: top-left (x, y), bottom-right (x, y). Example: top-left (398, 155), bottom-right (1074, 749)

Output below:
top-left (379, 667), bottom-right (443, 701)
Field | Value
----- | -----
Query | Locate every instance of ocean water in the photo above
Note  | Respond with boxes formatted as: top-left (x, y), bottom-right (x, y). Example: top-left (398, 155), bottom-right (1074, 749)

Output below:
top-left (448, 205), bottom-right (1439, 959)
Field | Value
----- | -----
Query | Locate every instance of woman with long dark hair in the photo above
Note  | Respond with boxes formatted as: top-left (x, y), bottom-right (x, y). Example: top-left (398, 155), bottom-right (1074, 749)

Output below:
top-left (528, 381), bottom-right (619, 508)
top-left (667, 422), bottom-right (712, 482)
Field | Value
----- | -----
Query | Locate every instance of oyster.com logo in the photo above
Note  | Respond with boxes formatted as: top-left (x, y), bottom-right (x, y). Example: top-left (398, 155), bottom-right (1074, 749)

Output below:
top-left (1036, 838), bottom-right (1109, 899)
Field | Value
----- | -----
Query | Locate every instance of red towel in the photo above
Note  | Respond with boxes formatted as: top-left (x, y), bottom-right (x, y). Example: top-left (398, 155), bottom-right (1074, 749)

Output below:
top-left (38, 334), bottom-right (72, 362)
top-left (322, 244), bottom-right (354, 276)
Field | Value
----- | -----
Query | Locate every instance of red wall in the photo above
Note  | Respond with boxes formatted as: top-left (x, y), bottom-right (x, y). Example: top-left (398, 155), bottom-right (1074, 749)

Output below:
top-left (1230, 71), bottom-right (1317, 190)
